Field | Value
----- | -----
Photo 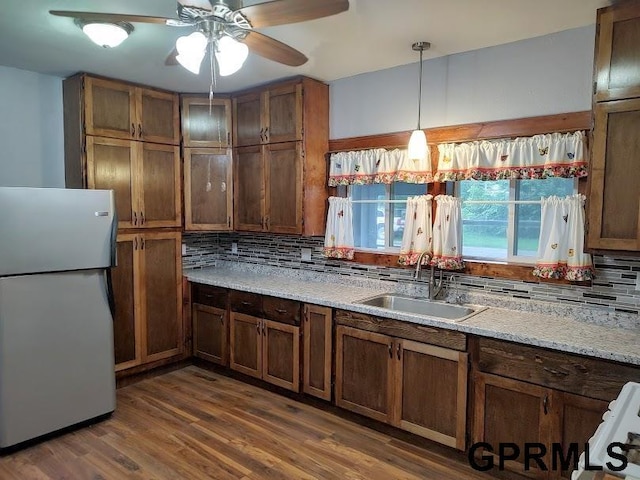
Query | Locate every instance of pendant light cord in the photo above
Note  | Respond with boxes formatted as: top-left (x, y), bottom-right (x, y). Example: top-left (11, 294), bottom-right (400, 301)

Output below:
top-left (417, 47), bottom-right (423, 130)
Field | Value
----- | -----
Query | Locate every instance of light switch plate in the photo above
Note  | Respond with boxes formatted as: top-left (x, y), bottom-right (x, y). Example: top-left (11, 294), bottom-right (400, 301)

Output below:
top-left (231, 242), bottom-right (238, 254)
top-left (181, 243), bottom-right (187, 255)
top-left (301, 247), bottom-right (312, 261)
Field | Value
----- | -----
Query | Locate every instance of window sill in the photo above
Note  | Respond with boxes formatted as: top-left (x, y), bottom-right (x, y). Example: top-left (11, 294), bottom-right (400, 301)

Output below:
top-left (350, 251), bottom-right (591, 286)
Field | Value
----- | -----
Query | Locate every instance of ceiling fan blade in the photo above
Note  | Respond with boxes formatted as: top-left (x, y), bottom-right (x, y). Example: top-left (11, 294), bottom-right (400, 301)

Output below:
top-left (165, 48), bottom-right (179, 66)
top-left (242, 30), bottom-right (307, 67)
top-left (238, 0), bottom-right (349, 28)
top-left (49, 10), bottom-right (178, 25)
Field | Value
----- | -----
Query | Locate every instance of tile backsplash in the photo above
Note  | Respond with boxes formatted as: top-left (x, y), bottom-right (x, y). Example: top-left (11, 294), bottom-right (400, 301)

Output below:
top-left (183, 232), bottom-right (640, 315)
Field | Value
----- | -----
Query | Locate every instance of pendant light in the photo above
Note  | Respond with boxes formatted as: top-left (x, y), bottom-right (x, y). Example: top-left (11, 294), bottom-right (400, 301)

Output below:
top-left (408, 41), bottom-right (431, 160)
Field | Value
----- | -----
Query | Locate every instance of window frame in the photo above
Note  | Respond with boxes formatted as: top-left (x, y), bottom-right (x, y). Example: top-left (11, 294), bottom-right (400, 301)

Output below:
top-left (327, 111), bottom-right (592, 285)
top-left (454, 178), bottom-right (579, 265)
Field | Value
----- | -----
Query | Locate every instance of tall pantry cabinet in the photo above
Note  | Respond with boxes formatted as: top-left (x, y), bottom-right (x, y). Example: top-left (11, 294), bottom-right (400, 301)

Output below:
top-left (63, 74), bottom-right (184, 375)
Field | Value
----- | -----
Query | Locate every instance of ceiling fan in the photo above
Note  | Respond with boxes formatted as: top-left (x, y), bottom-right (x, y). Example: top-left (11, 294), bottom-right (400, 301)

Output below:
top-left (50, 0), bottom-right (350, 76)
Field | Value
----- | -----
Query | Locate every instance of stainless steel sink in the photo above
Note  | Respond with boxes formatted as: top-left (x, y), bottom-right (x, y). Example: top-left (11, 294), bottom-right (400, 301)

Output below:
top-left (356, 294), bottom-right (480, 320)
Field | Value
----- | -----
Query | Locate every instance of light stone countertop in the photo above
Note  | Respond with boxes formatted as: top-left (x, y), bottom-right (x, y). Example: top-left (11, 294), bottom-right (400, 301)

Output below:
top-left (185, 264), bottom-right (640, 367)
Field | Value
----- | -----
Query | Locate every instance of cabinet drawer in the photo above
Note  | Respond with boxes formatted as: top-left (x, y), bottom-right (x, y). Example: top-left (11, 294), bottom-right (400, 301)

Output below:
top-left (262, 296), bottom-right (301, 326)
top-left (477, 337), bottom-right (640, 401)
top-left (335, 309), bottom-right (466, 351)
top-left (229, 290), bottom-right (262, 316)
top-left (192, 284), bottom-right (228, 309)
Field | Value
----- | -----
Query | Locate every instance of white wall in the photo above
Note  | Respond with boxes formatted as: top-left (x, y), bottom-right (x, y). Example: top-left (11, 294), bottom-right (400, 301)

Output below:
top-left (329, 26), bottom-right (596, 139)
top-left (0, 66), bottom-right (64, 187)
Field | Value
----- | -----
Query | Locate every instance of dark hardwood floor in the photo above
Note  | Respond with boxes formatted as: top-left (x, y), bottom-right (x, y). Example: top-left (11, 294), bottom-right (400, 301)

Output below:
top-left (0, 366), bottom-right (497, 479)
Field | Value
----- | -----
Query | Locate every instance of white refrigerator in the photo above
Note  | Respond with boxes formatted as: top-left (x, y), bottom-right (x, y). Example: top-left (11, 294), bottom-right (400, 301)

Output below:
top-left (0, 187), bottom-right (117, 450)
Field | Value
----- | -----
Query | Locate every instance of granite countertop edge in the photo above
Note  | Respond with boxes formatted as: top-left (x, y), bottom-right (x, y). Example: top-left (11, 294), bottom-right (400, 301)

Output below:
top-left (185, 267), bottom-right (640, 367)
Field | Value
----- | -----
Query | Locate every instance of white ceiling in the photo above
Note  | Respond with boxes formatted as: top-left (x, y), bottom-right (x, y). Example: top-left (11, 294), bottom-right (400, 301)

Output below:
top-left (0, 0), bottom-right (610, 94)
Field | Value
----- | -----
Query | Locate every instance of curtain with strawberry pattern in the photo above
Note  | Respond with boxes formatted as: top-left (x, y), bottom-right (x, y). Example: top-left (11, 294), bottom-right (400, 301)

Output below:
top-left (398, 195), bottom-right (433, 266)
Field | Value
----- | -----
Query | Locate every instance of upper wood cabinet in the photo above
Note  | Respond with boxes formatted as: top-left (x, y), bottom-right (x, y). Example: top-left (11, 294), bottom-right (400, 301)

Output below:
top-left (85, 136), bottom-right (181, 229)
top-left (232, 77), bottom-right (329, 236)
top-left (588, 1), bottom-right (640, 253)
top-left (233, 83), bottom-right (302, 147)
top-left (594, 1), bottom-right (640, 102)
top-left (181, 96), bottom-right (232, 148)
top-left (234, 142), bottom-right (303, 234)
top-left (84, 75), bottom-right (179, 144)
top-left (587, 99), bottom-right (640, 251)
top-left (184, 148), bottom-right (233, 231)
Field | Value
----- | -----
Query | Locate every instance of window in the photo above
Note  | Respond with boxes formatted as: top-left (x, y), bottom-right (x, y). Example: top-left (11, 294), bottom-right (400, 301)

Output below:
top-left (457, 178), bottom-right (577, 263)
top-left (349, 182), bottom-right (426, 250)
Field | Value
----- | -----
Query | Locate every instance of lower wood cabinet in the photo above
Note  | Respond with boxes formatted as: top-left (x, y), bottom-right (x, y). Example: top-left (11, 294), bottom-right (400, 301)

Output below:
top-left (473, 372), bottom-right (608, 480)
top-left (303, 305), bottom-right (333, 401)
top-left (112, 231), bottom-right (183, 372)
top-left (335, 324), bottom-right (468, 450)
top-left (193, 303), bottom-right (228, 365)
top-left (229, 312), bottom-right (300, 392)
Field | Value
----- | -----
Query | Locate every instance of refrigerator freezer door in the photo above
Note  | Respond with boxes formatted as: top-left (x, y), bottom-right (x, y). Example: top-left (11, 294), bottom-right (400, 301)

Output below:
top-left (0, 270), bottom-right (116, 448)
top-left (0, 187), bottom-right (115, 276)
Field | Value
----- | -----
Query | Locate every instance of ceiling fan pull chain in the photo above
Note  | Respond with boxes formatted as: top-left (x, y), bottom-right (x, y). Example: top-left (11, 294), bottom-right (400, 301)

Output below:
top-left (209, 37), bottom-right (216, 114)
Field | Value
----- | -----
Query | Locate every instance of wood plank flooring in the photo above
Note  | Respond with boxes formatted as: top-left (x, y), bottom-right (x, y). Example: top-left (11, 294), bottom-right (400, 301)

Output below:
top-left (0, 366), bottom-right (497, 479)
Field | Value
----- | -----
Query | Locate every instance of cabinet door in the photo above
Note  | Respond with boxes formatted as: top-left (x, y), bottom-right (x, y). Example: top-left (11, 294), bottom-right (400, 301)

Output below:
top-left (193, 303), bottom-right (228, 366)
top-left (113, 234), bottom-right (141, 371)
top-left (335, 325), bottom-right (395, 424)
top-left (137, 88), bottom-right (180, 145)
top-left (84, 76), bottom-right (136, 140)
top-left (588, 99), bottom-right (640, 251)
top-left (229, 312), bottom-right (262, 378)
top-left (262, 320), bottom-right (300, 392)
top-left (234, 145), bottom-right (265, 231)
top-left (234, 92), bottom-right (263, 146)
top-left (595, 2), bottom-right (640, 102)
top-left (138, 143), bottom-right (181, 228)
top-left (303, 305), bottom-right (332, 401)
top-left (140, 232), bottom-right (183, 363)
top-left (474, 373), bottom-right (553, 479)
top-left (556, 393), bottom-right (608, 480)
top-left (265, 142), bottom-right (302, 234)
top-left (184, 148), bottom-right (233, 231)
top-left (86, 136), bottom-right (137, 229)
top-left (264, 84), bottom-right (302, 144)
top-left (182, 97), bottom-right (232, 147)
top-left (395, 340), bottom-right (468, 450)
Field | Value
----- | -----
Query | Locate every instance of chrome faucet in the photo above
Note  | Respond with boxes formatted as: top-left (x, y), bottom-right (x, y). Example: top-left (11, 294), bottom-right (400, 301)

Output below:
top-left (414, 251), bottom-right (444, 300)
top-left (414, 251), bottom-right (432, 280)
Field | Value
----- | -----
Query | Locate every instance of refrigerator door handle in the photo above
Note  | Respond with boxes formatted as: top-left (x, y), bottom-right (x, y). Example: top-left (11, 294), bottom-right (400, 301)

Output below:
top-left (105, 197), bottom-right (118, 320)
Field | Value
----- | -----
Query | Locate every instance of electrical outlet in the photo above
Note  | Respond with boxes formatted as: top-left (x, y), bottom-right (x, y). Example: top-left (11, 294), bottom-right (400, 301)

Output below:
top-left (301, 247), bottom-right (312, 261)
top-left (231, 242), bottom-right (238, 254)
top-left (636, 274), bottom-right (640, 291)
top-left (181, 243), bottom-right (187, 255)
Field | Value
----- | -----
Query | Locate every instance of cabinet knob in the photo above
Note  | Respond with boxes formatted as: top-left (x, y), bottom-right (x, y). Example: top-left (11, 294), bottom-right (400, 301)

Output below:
top-left (137, 123), bottom-right (142, 138)
top-left (543, 394), bottom-right (549, 415)
top-left (140, 211), bottom-right (145, 225)
top-left (388, 344), bottom-right (393, 358)
top-left (264, 126), bottom-right (269, 142)
top-left (396, 343), bottom-right (401, 360)
top-left (133, 211), bottom-right (138, 226)
top-left (131, 123), bottom-right (135, 137)
top-left (134, 237), bottom-right (138, 250)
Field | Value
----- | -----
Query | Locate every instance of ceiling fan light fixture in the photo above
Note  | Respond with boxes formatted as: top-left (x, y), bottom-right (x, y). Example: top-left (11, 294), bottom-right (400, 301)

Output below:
top-left (79, 21), bottom-right (133, 48)
top-left (408, 41), bottom-right (431, 161)
top-left (176, 31), bottom-right (208, 75)
top-left (215, 35), bottom-right (249, 77)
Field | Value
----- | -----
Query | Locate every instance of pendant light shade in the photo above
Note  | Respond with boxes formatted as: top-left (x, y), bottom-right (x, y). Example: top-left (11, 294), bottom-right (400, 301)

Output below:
top-left (408, 41), bottom-right (431, 161)
top-left (215, 35), bottom-right (249, 77)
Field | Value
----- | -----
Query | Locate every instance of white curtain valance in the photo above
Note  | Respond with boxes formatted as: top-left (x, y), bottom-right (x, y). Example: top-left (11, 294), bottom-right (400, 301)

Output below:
top-left (435, 131), bottom-right (587, 181)
top-left (323, 197), bottom-right (355, 260)
top-left (328, 148), bottom-right (433, 186)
